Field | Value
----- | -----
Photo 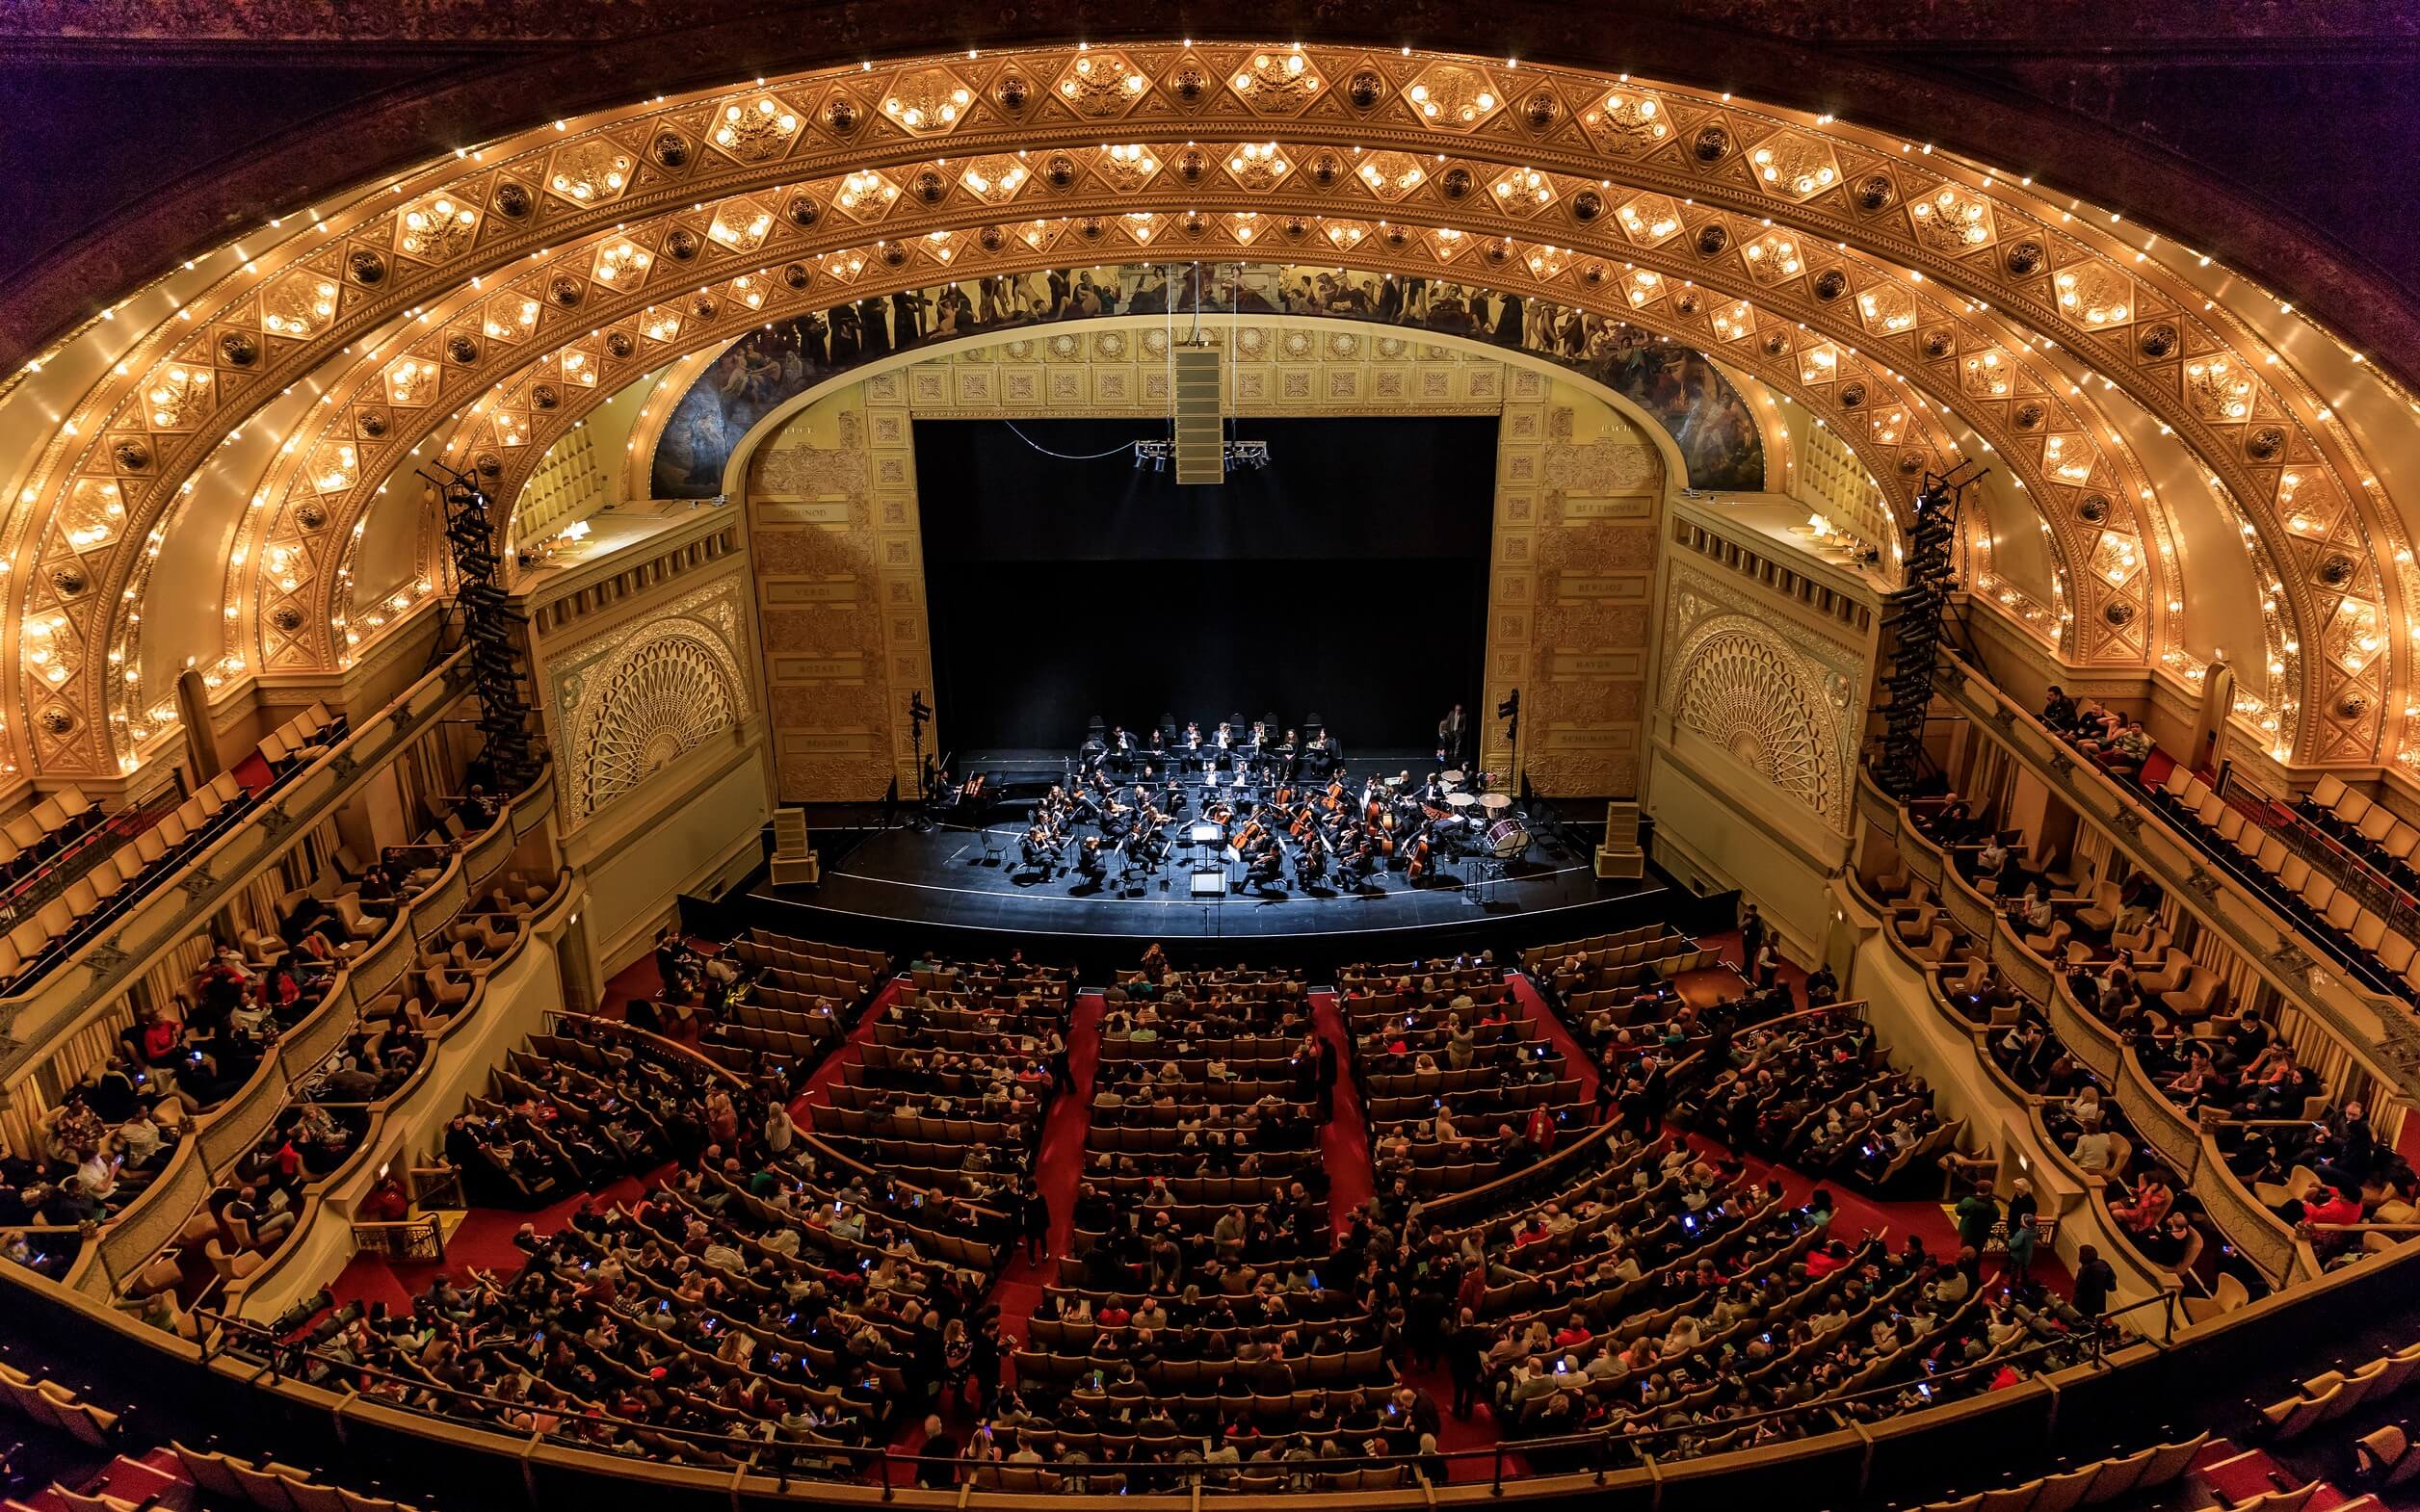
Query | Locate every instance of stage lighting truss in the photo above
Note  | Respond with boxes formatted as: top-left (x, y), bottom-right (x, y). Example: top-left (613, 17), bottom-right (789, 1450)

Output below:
top-left (1130, 439), bottom-right (1271, 473)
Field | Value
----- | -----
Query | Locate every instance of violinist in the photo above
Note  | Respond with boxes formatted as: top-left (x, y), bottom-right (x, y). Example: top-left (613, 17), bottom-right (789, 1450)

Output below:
top-left (1074, 836), bottom-right (1108, 886)
top-left (1296, 828), bottom-right (1328, 890)
top-left (1241, 835), bottom-right (1286, 892)
top-left (1020, 825), bottom-right (1061, 876)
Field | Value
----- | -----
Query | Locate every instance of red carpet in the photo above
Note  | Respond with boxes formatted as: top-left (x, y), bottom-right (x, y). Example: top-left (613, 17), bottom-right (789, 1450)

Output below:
top-left (986, 989), bottom-right (1104, 1348)
top-left (1308, 990), bottom-right (1376, 1236)
top-left (1505, 973), bottom-right (1601, 1108)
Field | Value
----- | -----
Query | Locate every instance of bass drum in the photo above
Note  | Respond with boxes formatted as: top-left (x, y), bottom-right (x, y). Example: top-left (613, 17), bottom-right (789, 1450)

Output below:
top-left (1485, 817), bottom-right (1531, 858)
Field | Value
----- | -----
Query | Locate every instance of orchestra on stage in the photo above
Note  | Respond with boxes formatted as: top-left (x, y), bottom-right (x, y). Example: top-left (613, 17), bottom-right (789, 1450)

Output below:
top-left (942, 708), bottom-right (1524, 896)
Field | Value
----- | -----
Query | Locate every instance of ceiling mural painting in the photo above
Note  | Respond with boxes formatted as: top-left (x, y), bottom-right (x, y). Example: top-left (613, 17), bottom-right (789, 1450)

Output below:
top-left (642, 260), bottom-right (1766, 501)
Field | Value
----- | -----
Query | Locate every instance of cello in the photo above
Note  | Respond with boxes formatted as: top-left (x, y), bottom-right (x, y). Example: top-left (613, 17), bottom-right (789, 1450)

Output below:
top-left (1404, 831), bottom-right (1434, 885)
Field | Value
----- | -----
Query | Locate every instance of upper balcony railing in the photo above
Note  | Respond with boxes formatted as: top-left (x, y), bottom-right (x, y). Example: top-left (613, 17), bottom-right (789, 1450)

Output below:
top-left (1913, 654), bottom-right (2420, 1101)
top-left (0, 647), bottom-right (473, 1088)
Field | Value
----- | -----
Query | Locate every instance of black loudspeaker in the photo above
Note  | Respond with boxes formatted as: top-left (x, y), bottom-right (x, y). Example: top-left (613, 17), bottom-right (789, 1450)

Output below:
top-left (1172, 346), bottom-right (1223, 484)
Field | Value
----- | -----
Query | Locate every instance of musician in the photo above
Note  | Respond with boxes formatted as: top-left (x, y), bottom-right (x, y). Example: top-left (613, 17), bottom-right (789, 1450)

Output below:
top-left (1146, 726), bottom-right (1168, 756)
top-left (1074, 836), bottom-right (1108, 886)
top-left (1306, 728), bottom-right (1337, 776)
top-left (1079, 729), bottom-right (1108, 775)
top-left (1241, 836), bottom-right (1286, 892)
top-left (1439, 703), bottom-right (1469, 767)
top-left (1020, 824), bottom-right (1060, 875)
top-left (1296, 829), bottom-right (1328, 890)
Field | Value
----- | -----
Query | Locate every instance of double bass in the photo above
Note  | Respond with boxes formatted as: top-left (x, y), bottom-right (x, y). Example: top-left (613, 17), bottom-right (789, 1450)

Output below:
top-left (1404, 830), bottom-right (1435, 885)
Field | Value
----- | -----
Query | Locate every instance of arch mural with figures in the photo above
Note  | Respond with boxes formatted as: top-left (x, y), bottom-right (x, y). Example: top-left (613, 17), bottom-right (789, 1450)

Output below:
top-left (644, 262), bottom-right (1765, 502)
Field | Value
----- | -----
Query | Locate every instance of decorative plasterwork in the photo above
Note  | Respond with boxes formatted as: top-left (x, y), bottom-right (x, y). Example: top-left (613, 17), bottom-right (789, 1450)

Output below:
top-left (547, 574), bottom-right (751, 825)
top-left (1661, 558), bottom-right (1863, 830)
top-left (0, 43), bottom-right (2395, 776)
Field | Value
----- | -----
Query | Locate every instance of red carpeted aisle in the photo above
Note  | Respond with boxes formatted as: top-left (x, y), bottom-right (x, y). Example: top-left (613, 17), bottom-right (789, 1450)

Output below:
top-left (1308, 990), bottom-right (1376, 1236)
top-left (985, 989), bottom-right (1103, 1348)
top-left (1504, 974), bottom-right (1600, 1108)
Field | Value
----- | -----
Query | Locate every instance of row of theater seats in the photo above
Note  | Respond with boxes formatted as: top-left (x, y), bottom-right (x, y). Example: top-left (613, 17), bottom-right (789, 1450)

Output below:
top-left (693, 927), bottom-right (886, 1074)
top-left (1342, 959), bottom-right (1586, 1199)
top-left (0, 703), bottom-right (342, 996)
top-left (1899, 1432), bottom-right (2209, 1512)
top-left (1518, 923), bottom-right (1710, 978)
top-left (2263, 1339), bottom-right (2420, 1441)
top-left (0, 1359), bottom-right (119, 1449)
top-left (172, 1442), bottom-right (426, 1512)
top-left (2155, 767), bottom-right (2420, 1003)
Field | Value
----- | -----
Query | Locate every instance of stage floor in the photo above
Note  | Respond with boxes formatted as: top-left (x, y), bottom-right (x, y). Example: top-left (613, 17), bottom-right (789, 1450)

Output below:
top-left (750, 816), bottom-right (1667, 946)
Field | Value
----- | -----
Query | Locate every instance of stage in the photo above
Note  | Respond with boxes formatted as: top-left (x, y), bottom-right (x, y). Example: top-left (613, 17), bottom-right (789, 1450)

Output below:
top-left (710, 809), bottom-right (1719, 969)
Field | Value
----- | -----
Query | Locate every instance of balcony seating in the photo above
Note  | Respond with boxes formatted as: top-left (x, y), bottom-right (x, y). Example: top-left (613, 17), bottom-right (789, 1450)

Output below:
top-left (2357, 1423), bottom-right (2420, 1489)
top-left (2263, 1341), bottom-right (2420, 1443)
top-left (2156, 769), bottom-right (2420, 1005)
top-left (174, 1442), bottom-right (430, 1512)
top-left (2158, 964), bottom-right (2225, 1021)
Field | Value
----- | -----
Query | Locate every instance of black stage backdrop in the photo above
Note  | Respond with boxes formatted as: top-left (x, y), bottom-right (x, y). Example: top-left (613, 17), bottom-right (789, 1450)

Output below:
top-left (916, 416), bottom-right (1496, 752)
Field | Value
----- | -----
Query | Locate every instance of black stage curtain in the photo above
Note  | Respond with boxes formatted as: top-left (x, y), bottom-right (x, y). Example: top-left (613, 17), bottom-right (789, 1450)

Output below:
top-left (916, 415), bottom-right (1496, 752)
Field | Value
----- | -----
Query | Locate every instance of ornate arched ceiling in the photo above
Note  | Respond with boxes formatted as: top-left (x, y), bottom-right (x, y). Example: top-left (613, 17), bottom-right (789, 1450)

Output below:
top-left (0, 41), bottom-right (2410, 779)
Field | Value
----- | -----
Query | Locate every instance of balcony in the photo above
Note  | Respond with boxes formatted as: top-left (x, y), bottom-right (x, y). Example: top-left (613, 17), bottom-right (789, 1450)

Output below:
top-left (0, 648), bottom-right (473, 1089)
top-left (1910, 654), bottom-right (2420, 1100)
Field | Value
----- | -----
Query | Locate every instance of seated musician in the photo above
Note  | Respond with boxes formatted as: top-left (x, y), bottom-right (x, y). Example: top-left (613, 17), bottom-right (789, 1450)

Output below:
top-left (1146, 726), bottom-right (1167, 755)
top-left (1241, 837), bottom-right (1285, 891)
top-left (1296, 831), bottom-right (1328, 888)
top-left (1079, 729), bottom-right (1108, 773)
top-left (1020, 824), bottom-right (1059, 873)
top-left (1075, 836), bottom-right (1108, 882)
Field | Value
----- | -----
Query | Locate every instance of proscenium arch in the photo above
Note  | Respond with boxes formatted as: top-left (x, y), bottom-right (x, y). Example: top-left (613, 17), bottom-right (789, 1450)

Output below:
top-left (387, 237), bottom-right (2060, 639)
top-left (418, 259), bottom-right (1949, 615)
top-left (2, 44), bottom-right (2390, 775)
top-left (733, 313), bottom-right (1705, 532)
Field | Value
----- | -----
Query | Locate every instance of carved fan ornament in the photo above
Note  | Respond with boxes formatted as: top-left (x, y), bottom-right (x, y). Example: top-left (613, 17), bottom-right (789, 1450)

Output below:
top-left (1674, 628), bottom-right (1838, 821)
top-left (573, 628), bottom-right (740, 819)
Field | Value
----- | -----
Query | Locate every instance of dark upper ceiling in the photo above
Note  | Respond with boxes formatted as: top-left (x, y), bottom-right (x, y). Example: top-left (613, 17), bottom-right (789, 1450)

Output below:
top-left (3, 0), bottom-right (2417, 378)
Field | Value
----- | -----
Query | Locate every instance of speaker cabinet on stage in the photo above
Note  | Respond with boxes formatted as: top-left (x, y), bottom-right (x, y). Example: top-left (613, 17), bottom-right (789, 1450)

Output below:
top-left (1595, 800), bottom-right (1644, 879)
top-left (1172, 346), bottom-right (1223, 484)
top-left (769, 806), bottom-right (821, 886)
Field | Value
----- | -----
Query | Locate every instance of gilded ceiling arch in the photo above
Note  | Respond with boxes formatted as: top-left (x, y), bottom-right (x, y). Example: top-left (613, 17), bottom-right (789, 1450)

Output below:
top-left (0, 43), bottom-right (2395, 776)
